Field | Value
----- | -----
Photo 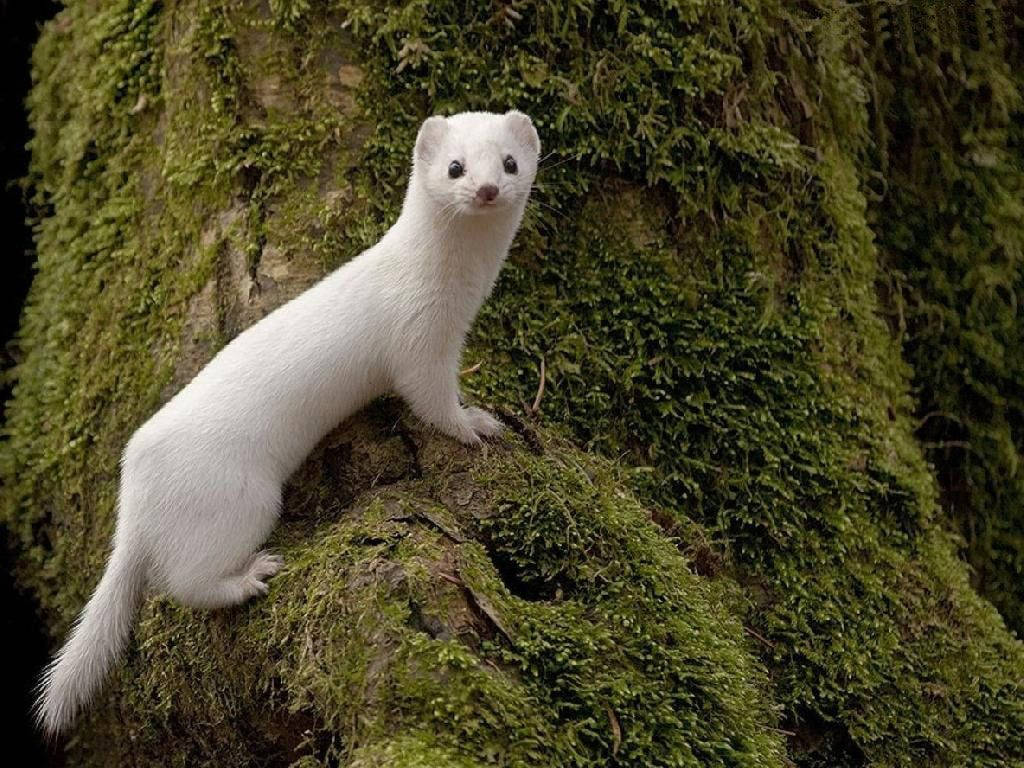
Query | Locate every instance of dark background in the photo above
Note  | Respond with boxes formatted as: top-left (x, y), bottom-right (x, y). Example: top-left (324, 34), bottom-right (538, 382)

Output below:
top-left (2, 0), bottom-right (61, 763)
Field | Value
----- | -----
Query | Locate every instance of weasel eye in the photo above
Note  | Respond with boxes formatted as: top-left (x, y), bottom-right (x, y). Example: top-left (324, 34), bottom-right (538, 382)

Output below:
top-left (448, 161), bottom-right (464, 179)
top-left (503, 156), bottom-right (518, 175)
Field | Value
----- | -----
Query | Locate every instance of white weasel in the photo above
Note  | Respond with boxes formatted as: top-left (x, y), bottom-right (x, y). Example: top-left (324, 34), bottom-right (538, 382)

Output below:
top-left (37, 110), bottom-right (540, 735)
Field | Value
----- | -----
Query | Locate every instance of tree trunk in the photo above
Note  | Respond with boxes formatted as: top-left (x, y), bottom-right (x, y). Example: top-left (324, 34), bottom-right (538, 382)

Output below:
top-left (3, 1), bottom-right (1022, 766)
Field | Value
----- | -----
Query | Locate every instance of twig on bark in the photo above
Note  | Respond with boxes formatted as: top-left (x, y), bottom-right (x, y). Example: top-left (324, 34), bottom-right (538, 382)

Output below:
top-left (529, 356), bottom-right (546, 414)
top-left (744, 625), bottom-right (775, 649)
top-left (605, 705), bottom-right (622, 754)
top-left (495, 406), bottom-right (544, 455)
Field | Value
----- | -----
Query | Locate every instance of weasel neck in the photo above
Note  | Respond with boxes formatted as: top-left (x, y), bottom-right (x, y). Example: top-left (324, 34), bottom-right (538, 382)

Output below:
top-left (393, 175), bottom-right (524, 297)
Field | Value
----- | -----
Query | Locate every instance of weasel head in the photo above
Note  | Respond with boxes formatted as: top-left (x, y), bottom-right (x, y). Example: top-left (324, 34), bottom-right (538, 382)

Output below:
top-left (411, 110), bottom-right (540, 218)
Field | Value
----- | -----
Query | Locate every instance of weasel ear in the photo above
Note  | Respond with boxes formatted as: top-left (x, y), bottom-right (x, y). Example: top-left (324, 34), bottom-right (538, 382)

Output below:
top-left (505, 110), bottom-right (540, 156)
top-left (415, 115), bottom-right (448, 163)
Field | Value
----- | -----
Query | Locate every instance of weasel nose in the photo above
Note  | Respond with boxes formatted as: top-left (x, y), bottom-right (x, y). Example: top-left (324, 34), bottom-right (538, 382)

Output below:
top-left (476, 184), bottom-right (499, 203)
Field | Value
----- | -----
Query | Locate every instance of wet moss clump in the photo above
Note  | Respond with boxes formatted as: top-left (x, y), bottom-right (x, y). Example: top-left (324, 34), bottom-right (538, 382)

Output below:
top-left (2, 1), bottom-right (1023, 766)
top-left (863, 3), bottom-right (1024, 634)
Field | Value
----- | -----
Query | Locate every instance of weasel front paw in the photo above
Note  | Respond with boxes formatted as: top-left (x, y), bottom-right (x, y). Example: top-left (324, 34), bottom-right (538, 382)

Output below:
top-left (464, 406), bottom-right (503, 440)
top-left (433, 406), bottom-right (504, 445)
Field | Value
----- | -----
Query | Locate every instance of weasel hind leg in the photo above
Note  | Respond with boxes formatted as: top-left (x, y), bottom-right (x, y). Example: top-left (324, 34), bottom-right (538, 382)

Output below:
top-left (170, 550), bottom-right (284, 610)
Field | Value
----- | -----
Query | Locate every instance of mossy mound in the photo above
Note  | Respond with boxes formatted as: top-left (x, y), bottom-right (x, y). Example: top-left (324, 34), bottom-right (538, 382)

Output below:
top-left (2, 1), bottom-right (1023, 766)
top-left (100, 419), bottom-right (782, 767)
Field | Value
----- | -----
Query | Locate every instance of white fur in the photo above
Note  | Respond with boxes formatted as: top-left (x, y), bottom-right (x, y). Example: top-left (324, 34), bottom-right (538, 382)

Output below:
top-left (36, 110), bottom-right (540, 735)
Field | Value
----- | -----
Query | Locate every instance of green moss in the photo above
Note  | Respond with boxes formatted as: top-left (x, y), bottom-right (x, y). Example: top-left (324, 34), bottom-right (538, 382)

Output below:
top-left (476, 450), bottom-right (781, 766)
top-left (346, 735), bottom-right (485, 768)
top-left (862, 3), bottom-right (1024, 634)
top-left (2, 0), bottom-right (192, 618)
top-left (80, 428), bottom-right (781, 767)
top-left (326, 1), bottom-right (1024, 764)
top-left (3, 1), bottom-right (1024, 767)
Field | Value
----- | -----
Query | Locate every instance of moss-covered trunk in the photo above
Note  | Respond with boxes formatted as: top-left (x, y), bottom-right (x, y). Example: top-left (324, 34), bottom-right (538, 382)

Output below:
top-left (2, 1), bottom-right (1022, 766)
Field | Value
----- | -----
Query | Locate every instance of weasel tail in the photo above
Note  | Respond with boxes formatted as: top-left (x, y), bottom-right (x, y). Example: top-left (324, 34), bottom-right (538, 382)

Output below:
top-left (36, 535), bottom-right (147, 735)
